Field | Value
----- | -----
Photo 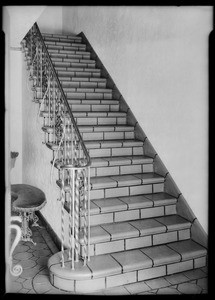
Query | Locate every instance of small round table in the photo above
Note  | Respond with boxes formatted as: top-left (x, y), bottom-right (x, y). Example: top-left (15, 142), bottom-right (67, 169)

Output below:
top-left (11, 184), bottom-right (47, 245)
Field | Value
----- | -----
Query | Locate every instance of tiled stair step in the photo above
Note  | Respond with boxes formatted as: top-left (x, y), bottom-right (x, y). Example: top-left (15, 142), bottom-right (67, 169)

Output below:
top-left (63, 87), bottom-right (112, 95)
top-left (53, 61), bottom-right (96, 69)
top-left (44, 40), bottom-right (86, 48)
top-left (42, 33), bottom-right (82, 42)
top-left (90, 156), bottom-right (153, 177)
top-left (48, 48), bottom-right (91, 58)
top-left (69, 102), bottom-right (119, 112)
top-left (57, 69), bottom-right (101, 78)
top-left (46, 43), bottom-right (86, 51)
top-left (50, 52), bottom-right (91, 60)
top-left (52, 57), bottom-right (95, 64)
top-left (59, 77), bottom-right (106, 84)
top-left (80, 215), bottom-right (192, 256)
top-left (79, 125), bottom-right (134, 141)
top-left (85, 139), bottom-right (144, 157)
top-left (89, 173), bottom-right (165, 200)
top-left (73, 112), bottom-right (127, 126)
top-left (56, 172), bottom-right (164, 200)
top-left (48, 239), bottom-right (207, 293)
top-left (64, 192), bottom-right (177, 227)
top-left (61, 79), bottom-right (106, 89)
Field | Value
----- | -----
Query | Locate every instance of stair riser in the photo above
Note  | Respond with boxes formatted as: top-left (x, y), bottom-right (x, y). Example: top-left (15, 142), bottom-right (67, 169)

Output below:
top-left (75, 117), bottom-right (126, 126)
top-left (61, 81), bottom-right (106, 89)
top-left (87, 147), bottom-right (144, 158)
top-left (52, 58), bottom-right (95, 64)
top-left (51, 53), bottom-right (91, 60)
top-left (70, 104), bottom-right (119, 112)
top-left (81, 131), bottom-right (135, 141)
top-left (90, 163), bottom-right (153, 177)
top-left (43, 34), bottom-right (82, 43)
top-left (45, 41), bottom-right (86, 48)
top-left (80, 204), bottom-right (177, 227)
top-left (48, 48), bottom-right (91, 57)
top-left (81, 227), bottom-right (190, 257)
top-left (50, 254), bottom-right (206, 293)
top-left (47, 44), bottom-right (86, 51)
top-left (90, 182), bottom-right (164, 200)
top-left (53, 61), bottom-right (96, 68)
top-left (64, 90), bottom-right (112, 98)
top-left (57, 70), bottom-right (101, 78)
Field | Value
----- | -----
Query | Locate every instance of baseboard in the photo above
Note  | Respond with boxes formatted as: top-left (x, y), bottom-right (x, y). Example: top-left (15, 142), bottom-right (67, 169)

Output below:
top-left (36, 210), bottom-right (61, 251)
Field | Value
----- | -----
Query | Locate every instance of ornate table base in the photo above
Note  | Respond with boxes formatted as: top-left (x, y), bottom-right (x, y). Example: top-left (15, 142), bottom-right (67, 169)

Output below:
top-left (19, 211), bottom-right (42, 245)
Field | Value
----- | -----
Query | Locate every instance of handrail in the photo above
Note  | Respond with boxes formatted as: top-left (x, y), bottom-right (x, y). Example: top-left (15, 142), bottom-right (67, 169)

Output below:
top-left (34, 22), bottom-right (91, 168)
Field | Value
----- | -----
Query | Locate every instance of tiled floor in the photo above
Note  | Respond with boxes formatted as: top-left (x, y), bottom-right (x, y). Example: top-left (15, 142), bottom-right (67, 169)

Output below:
top-left (6, 218), bottom-right (208, 295)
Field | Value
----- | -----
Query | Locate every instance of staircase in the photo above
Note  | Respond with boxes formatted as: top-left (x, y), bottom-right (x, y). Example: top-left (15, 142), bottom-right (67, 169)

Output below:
top-left (21, 25), bottom-right (207, 294)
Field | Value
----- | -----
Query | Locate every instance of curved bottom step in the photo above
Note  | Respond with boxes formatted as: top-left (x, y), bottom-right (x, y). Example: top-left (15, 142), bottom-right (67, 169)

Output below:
top-left (48, 239), bottom-right (207, 293)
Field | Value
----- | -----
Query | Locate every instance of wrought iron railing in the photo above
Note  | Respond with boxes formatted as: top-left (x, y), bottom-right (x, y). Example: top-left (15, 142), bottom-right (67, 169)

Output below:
top-left (21, 23), bottom-right (91, 268)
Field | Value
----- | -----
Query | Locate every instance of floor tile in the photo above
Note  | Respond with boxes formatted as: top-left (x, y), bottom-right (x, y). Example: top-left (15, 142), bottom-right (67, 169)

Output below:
top-left (20, 265), bottom-right (43, 279)
top-left (22, 278), bottom-right (33, 289)
top-left (13, 245), bottom-right (30, 254)
top-left (101, 222), bottom-right (139, 240)
top-left (196, 278), bottom-right (207, 290)
top-left (19, 288), bottom-right (30, 293)
top-left (124, 281), bottom-right (151, 294)
top-left (183, 269), bottom-right (206, 280)
top-left (111, 249), bottom-right (152, 272)
top-left (14, 252), bottom-right (33, 260)
top-left (145, 277), bottom-right (171, 289)
top-left (103, 285), bottom-right (131, 295)
top-left (32, 249), bottom-right (52, 257)
top-left (27, 289), bottom-right (37, 294)
top-left (7, 281), bottom-right (23, 293)
top-left (157, 286), bottom-right (181, 294)
top-left (165, 273), bottom-right (189, 285)
top-left (140, 245), bottom-right (181, 266)
top-left (20, 259), bottom-right (37, 269)
top-left (36, 256), bottom-right (49, 266)
top-left (33, 274), bottom-right (50, 285)
top-left (138, 289), bottom-right (158, 294)
top-left (177, 282), bottom-right (202, 294)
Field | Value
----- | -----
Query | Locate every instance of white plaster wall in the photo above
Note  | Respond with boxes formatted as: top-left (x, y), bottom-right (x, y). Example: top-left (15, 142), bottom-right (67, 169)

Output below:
top-left (37, 6), bottom-right (63, 34)
top-left (62, 6), bottom-right (211, 233)
top-left (21, 59), bottom-right (65, 242)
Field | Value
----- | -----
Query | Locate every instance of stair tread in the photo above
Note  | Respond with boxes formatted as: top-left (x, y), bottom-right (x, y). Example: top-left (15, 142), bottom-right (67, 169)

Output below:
top-left (48, 239), bottom-right (206, 281)
top-left (91, 192), bottom-right (177, 214)
top-left (91, 155), bottom-right (153, 167)
top-left (85, 139), bottom-right (143, 149)
top-left (90, 172), bottom-right (164, 190)
top-left (42, 33), bottom-right (82, 40)
top-left (64, 192), bottom-right (176, 217)
top-left (73, 112), bottom-right (126, 117)
top-left (59, 77), bottom-right (106, 82)
top-left (80, 215), bottom-right (190, 244)
top-left (79, 125), bottom-right (134, 132)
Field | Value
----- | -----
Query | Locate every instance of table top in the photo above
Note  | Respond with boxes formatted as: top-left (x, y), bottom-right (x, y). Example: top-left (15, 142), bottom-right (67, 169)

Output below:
top-left (11, 184), bottom-right (47, 212)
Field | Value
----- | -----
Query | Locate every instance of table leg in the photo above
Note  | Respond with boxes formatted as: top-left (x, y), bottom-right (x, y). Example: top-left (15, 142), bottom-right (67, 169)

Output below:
top-left (20, 212), bottom-right (36, 245)
top-left (29, 212), bottom-right (43, 228)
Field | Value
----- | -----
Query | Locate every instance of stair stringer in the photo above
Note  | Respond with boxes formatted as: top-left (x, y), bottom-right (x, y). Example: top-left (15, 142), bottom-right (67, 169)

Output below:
top-left (78, 31), bottom-right (207, 249)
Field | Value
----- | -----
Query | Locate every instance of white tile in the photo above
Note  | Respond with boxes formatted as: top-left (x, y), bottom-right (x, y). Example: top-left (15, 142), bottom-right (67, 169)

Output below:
top-left (106, 271), bottom-right (137, 288)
